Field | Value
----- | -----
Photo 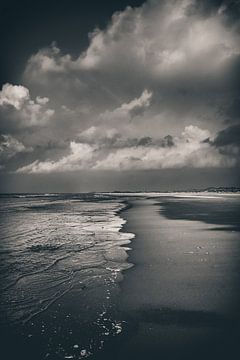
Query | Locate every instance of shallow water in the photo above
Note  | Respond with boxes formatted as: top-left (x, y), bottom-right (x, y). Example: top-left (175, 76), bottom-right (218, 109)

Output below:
top-left (0, 193), bottom-right (134, 359)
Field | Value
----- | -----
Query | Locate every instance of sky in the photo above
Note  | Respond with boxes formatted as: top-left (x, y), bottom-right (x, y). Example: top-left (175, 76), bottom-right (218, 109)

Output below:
top-left (0, 0), bottom-right (239, 192)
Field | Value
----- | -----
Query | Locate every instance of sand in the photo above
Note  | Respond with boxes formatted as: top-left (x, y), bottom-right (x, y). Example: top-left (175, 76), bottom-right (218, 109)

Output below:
top-left (116, 197), bottom-right (240, 360)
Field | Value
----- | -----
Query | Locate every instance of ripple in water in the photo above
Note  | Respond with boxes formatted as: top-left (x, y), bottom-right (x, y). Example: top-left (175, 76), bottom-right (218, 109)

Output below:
top-left (0, 193), bottom-right (134, 359)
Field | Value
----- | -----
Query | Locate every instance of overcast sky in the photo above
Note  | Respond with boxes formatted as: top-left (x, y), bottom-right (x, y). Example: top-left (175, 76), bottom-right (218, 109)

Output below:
top-left (0, 0), bottom-right (239, 192)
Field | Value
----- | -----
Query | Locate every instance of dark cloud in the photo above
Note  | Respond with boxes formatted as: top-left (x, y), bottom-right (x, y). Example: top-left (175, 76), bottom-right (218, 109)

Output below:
top-left (137, 137), bottom-right (152, 146)
top-left (213, 124), bottom-right (240, 146)
top-left (225, 98), bottom-right (240, 122)
top-left (186, 0), bottom-right (240, 29)
top-left (222, 0), bottom-right (240, 28)
top-left (186, 0), bottom-right (224, 17)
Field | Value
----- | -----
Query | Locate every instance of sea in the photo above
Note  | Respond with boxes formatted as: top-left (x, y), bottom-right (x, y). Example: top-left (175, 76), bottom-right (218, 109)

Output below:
top-left (0, 193), bottom-right (134, 359)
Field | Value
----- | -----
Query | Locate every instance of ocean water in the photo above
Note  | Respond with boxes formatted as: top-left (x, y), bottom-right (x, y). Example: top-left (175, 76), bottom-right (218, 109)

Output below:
top-left (0, 193), bottom-right (134, 359)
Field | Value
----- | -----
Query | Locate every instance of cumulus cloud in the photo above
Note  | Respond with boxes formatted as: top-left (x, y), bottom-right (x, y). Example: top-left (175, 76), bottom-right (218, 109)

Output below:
top-left (98, 89), bottom-right (152, 127)
top-left (0, 83), bottom-right (55, 129)
top-left (25, 43), bottom-right (72, 75)
top-left (116, 89), bottom-right (152, 116)
top-left (16, 125), bottom-right (236, 174)
top-left (25, 0), bottom-right (239, 79)
top-left (78, 126), bottom-right (120, 144)
top-left (21, 0), bottom-right (240, 137)
top-left (20, 101), bottom-right (54, 126)
top-left (2, 0), bottom-right (240, 175)
top-left (0, 83), bottom-right (29, 110)
top-left (36, 96), bottom-right (49, 105)
top-left (0, 134), bottom-right (32, 164)
top-left (93, 125), bottom-right (235, 170)
top-left (17, 142), bottom-right (96, 174)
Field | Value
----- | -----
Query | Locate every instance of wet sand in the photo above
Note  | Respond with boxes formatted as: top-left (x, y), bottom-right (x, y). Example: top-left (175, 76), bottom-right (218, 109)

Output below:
top-left (117, 197), bottom-right (240, 360)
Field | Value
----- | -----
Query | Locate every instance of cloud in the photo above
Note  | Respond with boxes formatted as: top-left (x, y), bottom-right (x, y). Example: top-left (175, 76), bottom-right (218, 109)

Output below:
top-left (16, 125), bottom-right (236, 174)
top-left (0, 83), bottom-right (29, 110)
top-left (25, 43), bottom-right (72, 75)
top-left (212, 124), bottom-right (240, 147)
top-left (17, 142), bottom-right (96, 174)
top-left (98, 89), bottom-right (152, 126)
top-left (21, 0), bottom-right (240, 137)
top-left (0, 134), bottom-right (32, 164)
top-left (2, 0), bottom-right (240, 175)
top-left (93, 125), bottom-right (235, 170)
top-left (182, 124), bottom-right (210, 142)
top-left (117, 89), bottom-right (152, 116)
top-left (36, 96), bottom-right (49, 105)
top-left (20, 101), bottom-right (54, 126)
top-left (0, 83), bottom-right (54, 129)
top-left (25, 0), bottom-right (239, 79)
top-left (208, 124), bottom-right (240, 164)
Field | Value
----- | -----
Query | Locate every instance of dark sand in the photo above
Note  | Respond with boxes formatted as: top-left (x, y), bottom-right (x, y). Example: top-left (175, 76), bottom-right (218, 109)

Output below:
top-left (116, 197), bottom-right (240, 360)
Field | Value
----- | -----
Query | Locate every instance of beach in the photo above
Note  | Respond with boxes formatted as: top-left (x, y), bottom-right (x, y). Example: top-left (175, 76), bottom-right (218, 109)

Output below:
top-left (0, 193), bottom-right (240, 359)
top-left (117, 195), bottom-right (240, 359)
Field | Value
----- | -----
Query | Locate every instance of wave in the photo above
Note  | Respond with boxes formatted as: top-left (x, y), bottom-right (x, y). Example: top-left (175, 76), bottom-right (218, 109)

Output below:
top-left (0, 195), bottom-right (135, 330)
